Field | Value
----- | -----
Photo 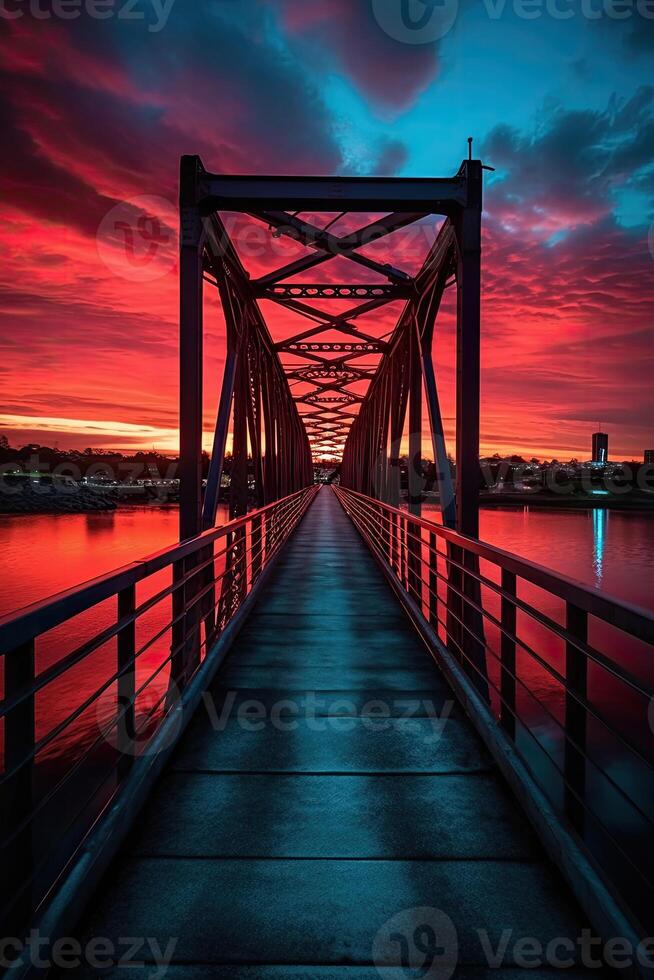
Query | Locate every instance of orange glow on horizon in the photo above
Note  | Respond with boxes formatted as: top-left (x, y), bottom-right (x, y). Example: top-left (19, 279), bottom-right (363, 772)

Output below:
top-left (1, 413), bottom-right (638, 464)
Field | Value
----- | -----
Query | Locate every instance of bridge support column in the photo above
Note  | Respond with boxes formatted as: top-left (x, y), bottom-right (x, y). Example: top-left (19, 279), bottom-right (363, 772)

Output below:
top-left (454, 160), bottom-right (482, 540)
top-left (177, 157), bottom-right (206, 681)
top-left (453, 161), bottom-right (487, 700)
top-left (179, 155), bottom-right (206, 542)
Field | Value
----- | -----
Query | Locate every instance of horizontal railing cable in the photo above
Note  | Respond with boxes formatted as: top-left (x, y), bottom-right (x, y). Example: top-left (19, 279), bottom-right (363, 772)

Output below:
top-left (333, 486), bottom-right (654, 921)
top-left (0, 485), bottom-right (318, 934)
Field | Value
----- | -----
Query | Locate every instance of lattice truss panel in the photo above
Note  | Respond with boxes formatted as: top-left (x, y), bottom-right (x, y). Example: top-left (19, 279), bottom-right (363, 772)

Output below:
top-left (207, 205), bottom-right (457, 461)
top-left (179, 157), bottom-right (482, 535)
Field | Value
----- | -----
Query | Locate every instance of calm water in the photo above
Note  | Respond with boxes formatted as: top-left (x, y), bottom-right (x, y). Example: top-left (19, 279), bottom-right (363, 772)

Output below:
top-left (436, 503), bottom-right (654, 613)
top-left (1, 503), bottom-right (652, 616)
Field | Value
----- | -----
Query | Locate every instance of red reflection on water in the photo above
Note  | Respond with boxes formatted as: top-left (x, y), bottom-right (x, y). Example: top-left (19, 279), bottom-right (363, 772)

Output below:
top-left (0, 507), bottom-right (183, 616)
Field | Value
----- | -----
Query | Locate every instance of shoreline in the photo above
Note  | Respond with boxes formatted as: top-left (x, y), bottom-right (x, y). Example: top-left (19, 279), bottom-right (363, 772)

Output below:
top-left (3, 492), bottom-right (654, 517)
top-left (478, 494), bottom-right (654, 512)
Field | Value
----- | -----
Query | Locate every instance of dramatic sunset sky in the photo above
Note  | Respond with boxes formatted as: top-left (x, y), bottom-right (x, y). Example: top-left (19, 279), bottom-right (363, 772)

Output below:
top-left (1, 0), bottom-right (653, 460)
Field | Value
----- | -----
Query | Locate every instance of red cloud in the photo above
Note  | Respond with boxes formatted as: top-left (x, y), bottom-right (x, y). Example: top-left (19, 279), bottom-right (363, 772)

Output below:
top-left (277, 0), bottom-right (440, 111)
top-left (0, 13), bottom-right (652, 460)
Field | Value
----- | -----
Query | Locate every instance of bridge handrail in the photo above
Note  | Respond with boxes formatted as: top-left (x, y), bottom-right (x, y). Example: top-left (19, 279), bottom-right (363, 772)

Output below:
top-left (0, 484), bottom-right (319, 939)
top-left (334, 485), bottom-right (654, 937)
top-left (336, 486), bottom-right (654, 645)
top-left (0, 488), bottom-right (314, 652)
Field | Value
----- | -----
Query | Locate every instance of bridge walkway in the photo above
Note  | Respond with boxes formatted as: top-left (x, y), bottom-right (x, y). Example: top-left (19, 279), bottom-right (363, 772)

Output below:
top-left (71, 487), bottom-right (593, 978)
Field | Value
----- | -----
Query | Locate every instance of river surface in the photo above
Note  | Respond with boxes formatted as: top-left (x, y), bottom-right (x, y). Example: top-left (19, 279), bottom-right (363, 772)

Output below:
top-left (1, 502), bottom-right (652, 616)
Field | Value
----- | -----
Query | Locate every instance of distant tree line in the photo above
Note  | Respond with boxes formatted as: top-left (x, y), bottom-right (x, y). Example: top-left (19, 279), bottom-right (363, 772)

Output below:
top-left (1, 437), bottom-right (650, 497)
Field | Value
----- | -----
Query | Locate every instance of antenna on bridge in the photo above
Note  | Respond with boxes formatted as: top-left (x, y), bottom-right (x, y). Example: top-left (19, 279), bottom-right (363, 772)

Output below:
top-left (469, 135), bottom-right (496, 172)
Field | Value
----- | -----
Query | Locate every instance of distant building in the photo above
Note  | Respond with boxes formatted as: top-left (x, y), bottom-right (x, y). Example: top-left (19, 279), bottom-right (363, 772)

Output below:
top-left (645, 450), bottom-right (654, 466)
top-left (592, 431), bottom-right (609, 465)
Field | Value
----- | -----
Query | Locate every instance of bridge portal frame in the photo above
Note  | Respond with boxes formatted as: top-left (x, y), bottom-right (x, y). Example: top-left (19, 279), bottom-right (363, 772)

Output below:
top-left (179, 155), bottom-right (482, 539)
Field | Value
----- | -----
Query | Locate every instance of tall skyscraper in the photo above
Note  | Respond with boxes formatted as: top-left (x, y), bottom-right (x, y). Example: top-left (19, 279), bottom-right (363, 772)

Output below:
top-left (592, 430), bottom-right (609, 465)
top-left (645, 450), bottom-right (654, 465)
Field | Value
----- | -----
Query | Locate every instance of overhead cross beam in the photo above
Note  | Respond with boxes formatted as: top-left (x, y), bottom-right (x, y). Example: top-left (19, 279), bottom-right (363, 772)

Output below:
top-left (197, 173), bottom-right (468, 212)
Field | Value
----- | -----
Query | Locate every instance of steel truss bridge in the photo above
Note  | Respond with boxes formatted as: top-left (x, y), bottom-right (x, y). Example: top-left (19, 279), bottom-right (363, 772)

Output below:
top-left (1, 158), bottom-right (653, 978)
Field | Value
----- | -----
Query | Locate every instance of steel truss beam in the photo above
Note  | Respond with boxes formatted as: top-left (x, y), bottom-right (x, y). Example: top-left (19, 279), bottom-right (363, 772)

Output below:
top-left (249, 210), bottom-right (413, 284)
top-left (196, 173), bottom-right (468, 213)
top-left (338, 162), bottom-right (483, 536)
top-left (280, 342), bottom-right (384, 356)
top-left (179, 154), bottom-right (483, 541)
top-left (255, 284), bottom-right (412, 300)
top-left (340, 219), bottom-right (458, 522)
top-left (179, 156), bottom-right (313, 541)
top-left (205, 214), bottom-right (313, 526)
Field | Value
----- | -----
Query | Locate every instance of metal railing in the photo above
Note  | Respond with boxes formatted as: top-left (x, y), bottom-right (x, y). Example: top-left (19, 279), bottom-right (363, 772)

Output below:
top-left (334, 485), bottom-right (654, 935)
top-left (0, 485), bottom-right (318, 937)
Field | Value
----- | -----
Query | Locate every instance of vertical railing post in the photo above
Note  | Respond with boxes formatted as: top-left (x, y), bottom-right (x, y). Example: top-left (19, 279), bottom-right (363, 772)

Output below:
top-left (446, 543), bottom-right (463, 662)
top-left (461, 550), bottom-right (489, 702)
top-left (2, 640), bottom-right (35, 934)
top-left (429, 531), bottom-right (438, 628)
top-left (565, 602), bottom-right (588, 835)
top-left (235, 527), bottom-right (248, 611)
top-left (500, 569), bottom-right (517, 739)
top-left (117, 585), bottom-right (136, 774)
top-left (202, 540), bottom-right (217, 658)
top-left (252, 513), bottom-right (263, 584)
top-left (381, 505), bottom-right (391, 564)
top-left (172, 555), bottom-right (200, 691)
top-left (171, 558), bottom-right (185, 689)
top-left (402, 521), bottom-right (408, 590)
top-left (268, 506), bottom-right (278, 561)
top-left (390, 512), bottom-right (397, 578)
top-left (186, 558), bottom-right (202, 677)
